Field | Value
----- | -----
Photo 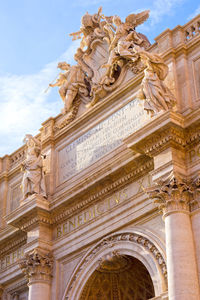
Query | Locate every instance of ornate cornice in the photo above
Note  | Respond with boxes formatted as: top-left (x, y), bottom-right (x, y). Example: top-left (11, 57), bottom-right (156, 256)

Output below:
top-left (19, 248), bottom-right (53, 285)
top-left (52, 159), bottom-right (153, 224)
top-left (5, 279), bottom-right (28, 295)
top-left (0, 233), bottom-right (26, 258)
top-left (124, 111), bottom-right (185, 157)
top-left (125, 110), bottom-right (200, 158)
top-left (5, 195), bottom-right (52, 232)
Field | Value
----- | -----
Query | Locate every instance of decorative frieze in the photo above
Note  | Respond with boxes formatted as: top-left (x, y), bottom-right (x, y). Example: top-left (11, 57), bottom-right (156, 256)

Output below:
top-left (53, 162), bottom-right (153, 225)
top-left (19, 249), bottom-right (53, 284)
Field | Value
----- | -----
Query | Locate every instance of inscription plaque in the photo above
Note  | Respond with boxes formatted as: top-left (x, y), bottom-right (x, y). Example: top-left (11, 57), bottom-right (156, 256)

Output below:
top-left (58, 99), bottom-right (150, 184)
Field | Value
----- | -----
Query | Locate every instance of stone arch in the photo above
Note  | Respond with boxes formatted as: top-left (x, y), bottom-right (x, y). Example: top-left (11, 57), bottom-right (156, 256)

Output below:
top-left (62, 230), bottom-right (167, 300)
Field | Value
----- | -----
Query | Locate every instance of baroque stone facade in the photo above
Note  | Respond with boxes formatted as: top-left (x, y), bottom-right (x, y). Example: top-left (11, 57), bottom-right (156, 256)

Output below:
top-left (0, 8), bottom-right (200, 300)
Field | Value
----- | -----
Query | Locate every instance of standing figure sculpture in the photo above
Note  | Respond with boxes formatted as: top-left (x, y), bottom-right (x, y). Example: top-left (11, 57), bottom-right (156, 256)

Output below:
top-left (135, 48), bottom-right (176, 115)
top-left (49, 62), bottom-right (88, 114)
top-left (21, 135), bottom-right (46, 200)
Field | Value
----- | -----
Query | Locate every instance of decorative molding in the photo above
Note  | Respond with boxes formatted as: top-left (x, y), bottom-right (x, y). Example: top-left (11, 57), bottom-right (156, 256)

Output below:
top-left (65, 232), bottom-right (167, 299)
top-left (0, 234), bottom-right (26, 258)
top-left (5, 280), bottom-right (28, 295)
top-left (142, 127), bottom-right (185, 156)
top-left (52, 159), bottom-right (153, 224)
top-left (54, 97), bottom-right (81, 131)
top-left (19, 248), bottom-right (53, 285)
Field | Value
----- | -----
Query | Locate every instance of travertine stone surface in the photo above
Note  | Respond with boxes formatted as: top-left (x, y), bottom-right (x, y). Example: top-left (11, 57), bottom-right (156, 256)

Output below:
top-left (148, 175), bottom-right (200, 300)
top-left (1, 9), bottom-right (200, 300)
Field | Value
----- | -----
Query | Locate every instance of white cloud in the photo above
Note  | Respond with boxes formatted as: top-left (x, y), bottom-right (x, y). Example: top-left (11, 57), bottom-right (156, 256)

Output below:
top-left (187, 5), bottom-right (200, 20)
top-left (0, 41), bottom-right (79, 157)
top-left (137, 0), bottom-right (185, 33)
top-left (150, 0), bottom-right (185, 25)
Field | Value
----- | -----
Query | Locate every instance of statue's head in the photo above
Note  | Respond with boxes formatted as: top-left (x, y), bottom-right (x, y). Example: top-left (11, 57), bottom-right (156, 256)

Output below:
top-left (23, 134), bottom-right (41, 155)
top-left (81, 12), bottom-right (93, 29)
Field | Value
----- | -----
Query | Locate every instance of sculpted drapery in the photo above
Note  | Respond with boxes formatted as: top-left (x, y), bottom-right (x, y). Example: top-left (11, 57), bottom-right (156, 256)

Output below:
top-left (21, 134), bottom-right (46, 200)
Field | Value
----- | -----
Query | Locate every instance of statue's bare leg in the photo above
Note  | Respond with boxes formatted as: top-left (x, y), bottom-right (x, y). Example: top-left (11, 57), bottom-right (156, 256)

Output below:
top-left (65, 89), bottom-right (77, 112)
top-left (59, 86), bottom-right (67, 103)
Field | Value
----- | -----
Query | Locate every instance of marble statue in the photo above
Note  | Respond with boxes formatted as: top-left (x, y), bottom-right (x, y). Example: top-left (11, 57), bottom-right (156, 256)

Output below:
top-left (50, 7), bottom-right (176, 119)
top-left (135, 47), bottom-right (176, 115)
top-left (49, 62), bottom-right (88, 113)
top-left (100, 11), bottom-right (151, 84)
top-left (21, 135), bottom-right (46, 200)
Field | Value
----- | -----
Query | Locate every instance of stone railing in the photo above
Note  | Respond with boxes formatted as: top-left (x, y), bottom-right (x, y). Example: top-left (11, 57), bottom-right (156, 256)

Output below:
top-left (184, 15), bottom-right (200, 42)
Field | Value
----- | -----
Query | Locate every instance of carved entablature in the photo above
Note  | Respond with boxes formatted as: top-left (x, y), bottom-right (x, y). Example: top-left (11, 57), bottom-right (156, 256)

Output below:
top-left (49, 7), bottom-right (176, 129)
top-left (19, 248), bottom-right (53, 284)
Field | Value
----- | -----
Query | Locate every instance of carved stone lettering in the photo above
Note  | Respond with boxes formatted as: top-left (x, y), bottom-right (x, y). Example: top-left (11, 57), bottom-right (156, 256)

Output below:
top-left (58, 98), bottom-right (150, 184)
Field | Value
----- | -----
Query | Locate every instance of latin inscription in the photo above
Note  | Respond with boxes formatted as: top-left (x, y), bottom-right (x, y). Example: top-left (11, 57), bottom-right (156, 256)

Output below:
top-left (188, 144), bottom-right (200, 162)
top-left (58, 99), bottom-right (150, 184)
top-left (55, 175), bottom-right (151, 239)
top-left (0, 247), bottom-right (24, 270)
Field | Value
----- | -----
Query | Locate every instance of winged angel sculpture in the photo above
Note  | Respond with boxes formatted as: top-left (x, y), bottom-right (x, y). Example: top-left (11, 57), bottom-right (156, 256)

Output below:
top-left (50, 8), bottom-right (175, 119)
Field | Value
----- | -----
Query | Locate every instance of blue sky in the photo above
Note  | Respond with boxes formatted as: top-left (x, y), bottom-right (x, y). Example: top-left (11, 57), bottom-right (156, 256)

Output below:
top-left (0, 0), bottom-right (200, 156)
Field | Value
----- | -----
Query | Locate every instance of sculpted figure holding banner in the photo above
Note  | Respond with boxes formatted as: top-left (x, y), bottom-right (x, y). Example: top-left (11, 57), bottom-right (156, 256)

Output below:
top-left (49, 62), bottom-right (88, 113)
top-left (135, 47), bottom-right (176, 115)
top-left (21, 135), bottom-right (46, 200)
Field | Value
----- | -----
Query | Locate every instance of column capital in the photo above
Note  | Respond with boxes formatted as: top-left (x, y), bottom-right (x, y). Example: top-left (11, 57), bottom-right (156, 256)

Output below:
top-left (147, 173), bottom-right (194, 216)
top-left (190, 175), bottom-right (200, 212)
top-left (19, 248), bottom-right (53, 285)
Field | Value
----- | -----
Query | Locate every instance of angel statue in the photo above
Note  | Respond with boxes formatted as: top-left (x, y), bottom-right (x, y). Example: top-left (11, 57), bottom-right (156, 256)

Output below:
top-left (49, 62), bottom-right (88, 114)
top-left (135, 47), bottom-right (176, 115)
top-left (100, 10), bottom-right (151, 85)
top-left (21, 135), bottom-right (46, 200)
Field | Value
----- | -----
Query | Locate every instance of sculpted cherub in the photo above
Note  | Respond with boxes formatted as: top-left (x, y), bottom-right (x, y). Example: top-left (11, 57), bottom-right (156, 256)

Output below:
top-left (21, 135), bottom-right (46, 200)
top-left (49, 61), bottom-right (88, 113)
top-left (135, 47), bottom-right (176, 115)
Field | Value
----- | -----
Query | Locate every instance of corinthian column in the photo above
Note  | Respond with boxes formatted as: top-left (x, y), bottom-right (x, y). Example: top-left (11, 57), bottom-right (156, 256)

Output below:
top-left (149, 175), bottom-right (200, 300)
top-left (19, 249), bottom-right (53, 300)
top-left (190, 176), bottom-right (200, 284)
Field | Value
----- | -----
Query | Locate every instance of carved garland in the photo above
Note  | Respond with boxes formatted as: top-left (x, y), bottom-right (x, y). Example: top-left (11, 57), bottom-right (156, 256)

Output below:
top-left (53, 160), bottom-right (153, 224)
top-left (65, 232), bottom-right (167, 299)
